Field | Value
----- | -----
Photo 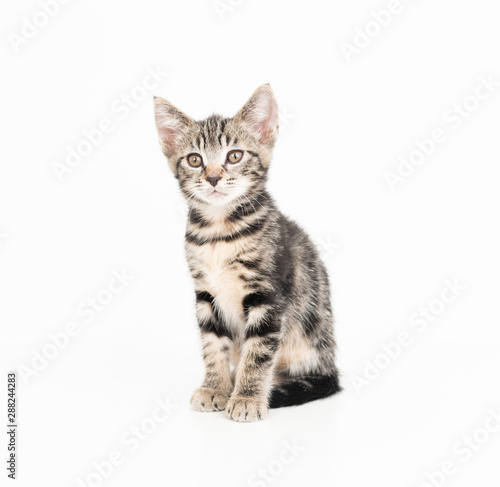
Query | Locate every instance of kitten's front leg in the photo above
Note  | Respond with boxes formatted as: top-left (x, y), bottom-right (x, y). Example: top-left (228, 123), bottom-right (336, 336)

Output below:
top-left (226, 294), bottom-right (281, 422)
top-left (191, 293), bottom-right (233, 412)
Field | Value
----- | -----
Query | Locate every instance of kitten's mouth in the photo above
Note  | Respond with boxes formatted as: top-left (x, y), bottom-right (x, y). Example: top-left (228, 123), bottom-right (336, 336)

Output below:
top-left (209, 189), bottom-right (226, 197)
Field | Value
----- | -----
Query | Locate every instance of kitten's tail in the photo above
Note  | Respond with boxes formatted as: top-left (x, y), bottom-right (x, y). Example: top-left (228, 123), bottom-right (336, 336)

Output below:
top-left (269, 374), bottom-right (341, 408)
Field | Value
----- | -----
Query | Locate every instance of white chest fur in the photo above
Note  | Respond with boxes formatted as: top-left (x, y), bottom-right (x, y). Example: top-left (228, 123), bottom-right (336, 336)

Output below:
top-left (187, 240), bottom-right (247, 333)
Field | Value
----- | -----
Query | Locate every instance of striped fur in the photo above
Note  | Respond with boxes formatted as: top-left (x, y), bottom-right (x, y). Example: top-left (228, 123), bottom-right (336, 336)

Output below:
top-left (154, 85), bottom-right (340, 421)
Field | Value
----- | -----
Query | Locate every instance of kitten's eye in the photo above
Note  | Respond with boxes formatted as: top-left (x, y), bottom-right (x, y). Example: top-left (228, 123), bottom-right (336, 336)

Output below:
top-left (227, 150), bottom-right (243, 164)
top-left (187, 153), bottom-right (203, 167)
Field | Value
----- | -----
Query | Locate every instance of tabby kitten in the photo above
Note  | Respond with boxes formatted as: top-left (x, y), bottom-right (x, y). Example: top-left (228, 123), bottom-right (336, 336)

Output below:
top-left (153, 85), bottom-right (340, 422)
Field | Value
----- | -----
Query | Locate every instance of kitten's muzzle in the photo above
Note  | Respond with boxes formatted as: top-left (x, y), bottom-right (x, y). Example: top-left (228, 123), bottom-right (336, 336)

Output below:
top-left (206, 174), bottom-right (222, 187)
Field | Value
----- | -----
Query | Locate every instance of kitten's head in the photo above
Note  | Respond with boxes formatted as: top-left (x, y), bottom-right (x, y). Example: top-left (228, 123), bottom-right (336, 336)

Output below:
top-left (153, 85), bottom-right (279, 207)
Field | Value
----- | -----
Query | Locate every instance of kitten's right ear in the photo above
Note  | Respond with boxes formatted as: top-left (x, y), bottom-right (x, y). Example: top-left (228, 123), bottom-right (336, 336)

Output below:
top-left (153, 97), bottom-right (194, 158)
top-left (234, 84), bottom-right (279, 147)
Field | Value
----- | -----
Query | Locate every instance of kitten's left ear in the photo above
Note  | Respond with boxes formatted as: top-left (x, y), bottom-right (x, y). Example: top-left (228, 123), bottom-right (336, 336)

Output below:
top-left (153, 96), bottom-right (194, 160)
top-left (234, 84), bottom-right (279, 147)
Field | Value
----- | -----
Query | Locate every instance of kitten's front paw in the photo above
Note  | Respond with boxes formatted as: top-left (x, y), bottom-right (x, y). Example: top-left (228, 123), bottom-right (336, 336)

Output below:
top-left (190, 387), bottom-right (229, 412)
top-left (225, 396), bottom-right (268, 422)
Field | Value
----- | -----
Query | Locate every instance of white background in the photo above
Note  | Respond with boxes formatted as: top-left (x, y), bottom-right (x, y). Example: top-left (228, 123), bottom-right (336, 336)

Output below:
top-left (2, 0), bottom-right (500, 486)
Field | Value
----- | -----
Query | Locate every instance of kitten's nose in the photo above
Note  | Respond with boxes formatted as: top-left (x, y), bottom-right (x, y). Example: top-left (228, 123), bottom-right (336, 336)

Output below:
top-left (206, 174), bottom-right (222, 187)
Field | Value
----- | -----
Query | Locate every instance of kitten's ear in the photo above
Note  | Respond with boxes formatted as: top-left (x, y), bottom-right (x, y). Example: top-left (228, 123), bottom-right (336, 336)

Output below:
top-left (234, 84), bottom-right (279, 146)
top-left (153, 97), bottom-right (194, 158)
